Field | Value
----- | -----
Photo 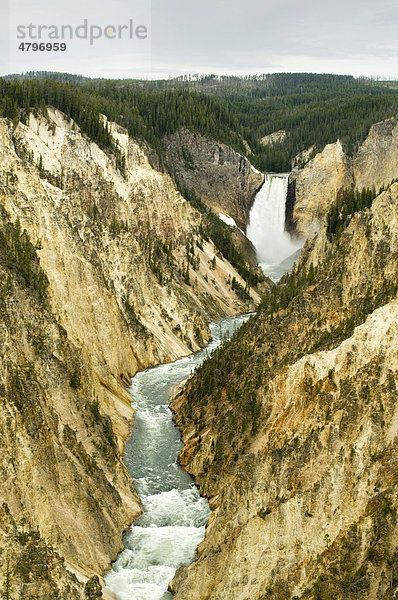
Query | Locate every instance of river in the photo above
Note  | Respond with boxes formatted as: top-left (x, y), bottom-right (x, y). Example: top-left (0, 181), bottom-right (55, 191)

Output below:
top-left (105, 171), bottom-right (302, 598)
top-left (105, 313), bottom-right (251, 600)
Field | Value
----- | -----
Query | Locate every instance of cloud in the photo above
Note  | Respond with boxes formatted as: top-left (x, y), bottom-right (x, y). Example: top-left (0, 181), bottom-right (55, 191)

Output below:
top-left (149, 0), bottom-right (398, 77)
top-left (0, 0), bottom-right (397, 78)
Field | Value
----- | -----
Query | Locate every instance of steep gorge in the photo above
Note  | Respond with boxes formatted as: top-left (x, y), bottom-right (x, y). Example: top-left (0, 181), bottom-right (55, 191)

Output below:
top-left (1, 91), bottom-right (397, 600)
top-left (0, 108), bottom-right (261, 597)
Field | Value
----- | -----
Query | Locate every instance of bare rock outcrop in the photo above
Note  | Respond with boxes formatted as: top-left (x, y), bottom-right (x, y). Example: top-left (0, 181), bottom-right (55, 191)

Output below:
top-left (163, 128), bottom-right (264, 229)
top-left (289, 140), bottom-right (353, 238)
top-left (0, 108), bottom-right (260, 594)
top-left (353, 115), bottom-right (398, 191)
top-left (289, 116), bottom-right (398, 238)
top-left (259, 129), bottom-right (287, 147)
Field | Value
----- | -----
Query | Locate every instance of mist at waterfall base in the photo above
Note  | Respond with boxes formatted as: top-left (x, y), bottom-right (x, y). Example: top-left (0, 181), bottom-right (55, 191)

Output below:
top-left (105, 314), bottom-right (251, 600)
top-left (246, 174), bottom-right (303, 282)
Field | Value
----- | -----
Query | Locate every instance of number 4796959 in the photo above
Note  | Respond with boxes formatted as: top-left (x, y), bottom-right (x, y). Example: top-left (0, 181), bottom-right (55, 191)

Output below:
top-left (18, 42), bottom-right (66, 51)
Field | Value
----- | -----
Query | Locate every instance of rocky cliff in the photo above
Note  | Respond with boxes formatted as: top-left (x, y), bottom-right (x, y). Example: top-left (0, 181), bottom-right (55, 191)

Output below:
top-left (259, 130), bottom-right (288, 147)
top-left (0, 211), bottom-right (133, 599)
top-left (170, 182), bottom-right (398, 600)
top-left (289, 116), bottom-right (398, 238)
top-left (288, 140), bottom-right (352, 238)
top-left (353, 116), bottom-right (398, 191)
top-left (0, 108), bottom-right (260, 596)
top-left (163, 128), bottom-right (264, 229)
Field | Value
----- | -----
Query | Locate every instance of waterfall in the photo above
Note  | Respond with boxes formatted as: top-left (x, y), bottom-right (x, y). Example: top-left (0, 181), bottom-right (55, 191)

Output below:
top-left (246, 174), bottom-right (302, 281)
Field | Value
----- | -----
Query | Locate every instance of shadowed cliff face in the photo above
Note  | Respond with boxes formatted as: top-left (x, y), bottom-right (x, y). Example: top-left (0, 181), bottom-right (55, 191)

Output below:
top-left (163, 128), bottom-right (264, 230)
top-left (289, 116), bottom-right (398, 238)
top-left (170, 184), bottom-right (398, 600)
top-left (0, 108), bottom-right (260, 595)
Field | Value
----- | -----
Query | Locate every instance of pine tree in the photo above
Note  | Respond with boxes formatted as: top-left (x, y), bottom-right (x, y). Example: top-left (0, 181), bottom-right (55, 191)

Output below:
top-left (1, 558), bottom-right (11, 600)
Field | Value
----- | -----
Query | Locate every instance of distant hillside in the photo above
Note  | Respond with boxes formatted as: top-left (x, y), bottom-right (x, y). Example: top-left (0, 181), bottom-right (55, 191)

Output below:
top-left (3, 71), bottom-right (92, 84)
top-left (2, 71), bottom-right (398, 171)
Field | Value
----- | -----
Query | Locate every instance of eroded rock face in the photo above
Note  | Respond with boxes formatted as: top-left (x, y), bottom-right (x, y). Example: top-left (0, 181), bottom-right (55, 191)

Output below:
top-left (163, 128), bottom-right (264, 229)
top-left (170, 184), bottom-right (398, 600)
top-left (0, 108), bottom-right (260, 593)
top-left (0, 504), bottom-right (87, 599)
top-left (2, 109), bottom-right (260, 380)
top-left (289, 116), bottom-right (398, 239)
top-left (353, 116), bottom-right (398, 191)
top-left (289, 140), bottom-right (353, 238)
top-left (259, 129), bottom-right (287, 147)
top-left (0, 210), bottom-right (139, 596)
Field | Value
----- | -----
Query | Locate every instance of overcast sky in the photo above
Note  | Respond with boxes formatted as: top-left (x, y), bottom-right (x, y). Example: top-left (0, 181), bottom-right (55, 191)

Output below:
top-left (1, 0), bottom-right (398, 79)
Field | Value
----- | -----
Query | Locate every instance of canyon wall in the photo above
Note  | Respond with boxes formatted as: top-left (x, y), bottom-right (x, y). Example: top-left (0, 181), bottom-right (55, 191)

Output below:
top-left (171, 183), bottom-right (398, 600)
top-left (0, 209), bottom-right (139, 598)
top-left (289, 116), bottom-right (398, 238)
top-left (163, 128), bottom-right (264, 229)
top-left (288, 141), bottom-right (352, 238)
top-left (353, 116), bottom-right (398, 191)
top-left (0, 108), bottom-right (260, 597)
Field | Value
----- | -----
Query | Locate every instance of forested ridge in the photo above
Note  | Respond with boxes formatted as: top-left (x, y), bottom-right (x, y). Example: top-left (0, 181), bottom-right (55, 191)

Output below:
top-left (0, 78), bottom-right (245, 168)
top-left (151, 73), bottom-right (398, 170)
top-left (4, 71), bottom-right (398, 172)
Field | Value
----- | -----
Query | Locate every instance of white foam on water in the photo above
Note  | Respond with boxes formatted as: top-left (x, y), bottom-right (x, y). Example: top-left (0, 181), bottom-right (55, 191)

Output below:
top-left (105, 314), bottom-right (251, 600)
top-left (139, 488), bottom-right (209, 528)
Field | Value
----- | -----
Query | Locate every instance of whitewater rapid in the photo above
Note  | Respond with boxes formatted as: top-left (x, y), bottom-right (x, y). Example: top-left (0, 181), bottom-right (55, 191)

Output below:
top-left (246, 174), bottom-right (302, 282)
top-left (105, 314), bottom-right (251, 600)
